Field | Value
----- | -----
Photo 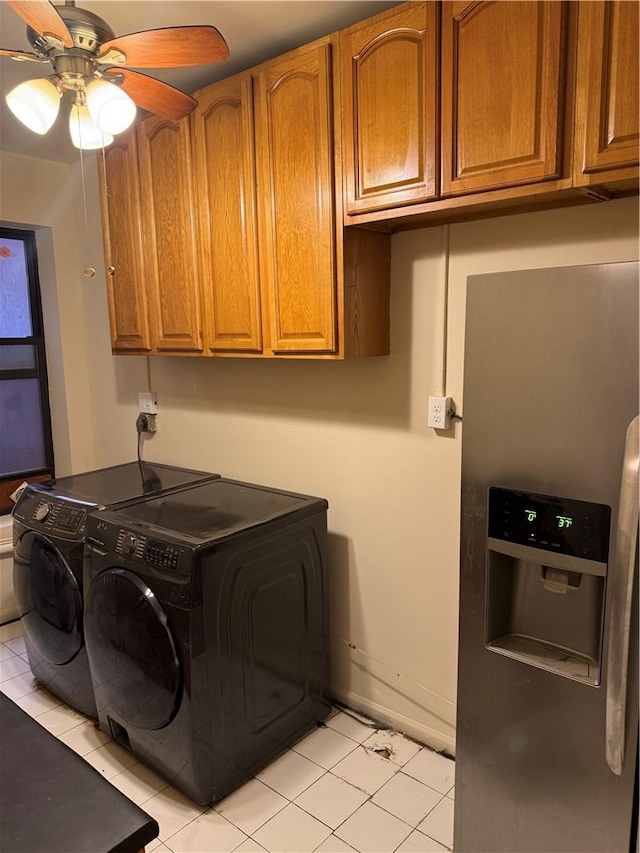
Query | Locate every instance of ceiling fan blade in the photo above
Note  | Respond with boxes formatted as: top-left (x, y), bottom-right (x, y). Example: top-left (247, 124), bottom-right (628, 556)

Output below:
top-left (0, 47), bottom-right (46, 62)
top-left (106, 68), bottom-right (198, 121)
top-left (99, 26), bottom-right (229, 68)
top-left (5, 1), bottom-right (73, 48)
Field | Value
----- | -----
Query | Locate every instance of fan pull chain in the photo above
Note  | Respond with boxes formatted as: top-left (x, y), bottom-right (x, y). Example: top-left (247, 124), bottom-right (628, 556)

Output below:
top-left (78, 140), bottom-right (96, 278)
top-left (100, 146), bottom-right (115, 280)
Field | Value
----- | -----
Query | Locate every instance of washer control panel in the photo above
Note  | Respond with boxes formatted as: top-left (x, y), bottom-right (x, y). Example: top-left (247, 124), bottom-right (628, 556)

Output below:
top-left (115, 529), bottom-right (184, 572)
top-left (116, 530), bottom-right (147, 560)
top-left (30, 498), bottom-right (87, 536)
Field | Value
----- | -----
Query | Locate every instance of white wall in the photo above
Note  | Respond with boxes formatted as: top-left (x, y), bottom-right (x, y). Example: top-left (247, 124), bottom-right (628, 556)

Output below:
top-left (2, 149), bottom-right (638, 753)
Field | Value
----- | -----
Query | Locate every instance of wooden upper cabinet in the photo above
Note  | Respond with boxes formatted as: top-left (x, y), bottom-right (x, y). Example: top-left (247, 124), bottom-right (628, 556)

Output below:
top-left (99, 131), bottom-right (150, 353)
top-left (137, 115), bottom-right (203, 353)
top-left (255, 42), bottom-right (337, 355)
top-left (192, 74), bottom-right (263, 354)
top-left (442, 0), bottom-right (566, 196)
top-left (341, 2), bottom-right (439, 215)
top-left (574, 1), bottom-right (639, 186)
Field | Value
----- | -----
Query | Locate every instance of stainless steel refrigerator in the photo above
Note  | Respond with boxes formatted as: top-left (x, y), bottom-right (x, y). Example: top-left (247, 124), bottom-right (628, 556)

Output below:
top-left (455, 262), bottom-right (639, 853)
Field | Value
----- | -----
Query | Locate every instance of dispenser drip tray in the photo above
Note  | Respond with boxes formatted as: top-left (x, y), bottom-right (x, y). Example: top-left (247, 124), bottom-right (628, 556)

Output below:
top-left (487, 635), bottom-right (599, 685)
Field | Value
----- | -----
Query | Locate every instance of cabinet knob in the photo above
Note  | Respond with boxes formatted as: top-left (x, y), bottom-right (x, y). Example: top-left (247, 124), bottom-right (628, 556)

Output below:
top-left (107, 266), bottom-right (116, 276)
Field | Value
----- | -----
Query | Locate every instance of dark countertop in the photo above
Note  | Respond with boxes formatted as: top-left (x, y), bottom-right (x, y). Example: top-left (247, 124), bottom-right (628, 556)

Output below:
top-left (0, 692), bottom-right (159, 853)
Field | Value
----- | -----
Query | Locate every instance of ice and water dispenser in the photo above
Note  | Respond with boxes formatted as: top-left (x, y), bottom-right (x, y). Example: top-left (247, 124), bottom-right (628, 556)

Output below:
top-left (485, 487), bottom-right (610, 685)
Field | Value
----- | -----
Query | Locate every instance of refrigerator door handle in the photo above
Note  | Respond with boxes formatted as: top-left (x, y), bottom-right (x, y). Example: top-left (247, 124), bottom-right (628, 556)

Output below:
top-left (605, 414), bottom-right (639, 776)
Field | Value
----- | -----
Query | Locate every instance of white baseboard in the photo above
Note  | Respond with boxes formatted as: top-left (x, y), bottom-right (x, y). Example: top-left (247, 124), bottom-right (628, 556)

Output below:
top-left (332, 685), bottom-right (456, 757)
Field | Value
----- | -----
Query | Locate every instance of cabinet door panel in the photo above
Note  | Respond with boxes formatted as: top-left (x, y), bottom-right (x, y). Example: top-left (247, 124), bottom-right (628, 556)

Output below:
top-left (100, 133), bottom-right (150, 352)
top-left (256, 44), bottom-right (337, 354)
top-left (342, 2), bottom-right (438, 214)
top-left (137, 116), bottom-right (203, 352)
top-left (193, 75), bottom-right (262, 353)
top-left (442, 0), bottom-right (565, 195)
top-left (574, 1), bottom-right (639, 182)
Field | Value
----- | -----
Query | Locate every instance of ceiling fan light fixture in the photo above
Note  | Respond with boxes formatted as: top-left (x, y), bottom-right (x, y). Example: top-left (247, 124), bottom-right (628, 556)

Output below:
top-left (86, 78), bottom-right (137, 135)
top-left (6, 77), bottom-right (61, 135)
top-left (69, 101), bottom-right (113, 150)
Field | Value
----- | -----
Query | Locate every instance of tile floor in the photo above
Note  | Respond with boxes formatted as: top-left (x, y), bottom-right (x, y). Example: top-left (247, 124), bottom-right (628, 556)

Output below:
top-left (0, 619), bottom-right (455, 853)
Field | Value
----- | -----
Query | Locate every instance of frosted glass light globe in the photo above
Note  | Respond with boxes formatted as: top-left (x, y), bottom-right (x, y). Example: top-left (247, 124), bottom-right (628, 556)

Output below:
top-left (86, 78), bottom-right (137, 135)
top-left (69, 102), bottom-right (114, 150)
top-left (6, 78), bottom-right (61, 134)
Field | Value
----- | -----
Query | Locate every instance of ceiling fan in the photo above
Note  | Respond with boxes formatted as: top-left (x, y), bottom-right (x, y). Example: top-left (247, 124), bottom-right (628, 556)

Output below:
top-left (1, 0), bottom-right (229, 149)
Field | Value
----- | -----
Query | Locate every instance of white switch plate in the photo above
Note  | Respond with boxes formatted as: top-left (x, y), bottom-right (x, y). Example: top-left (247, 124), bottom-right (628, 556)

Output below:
top-left (138, 391), bottom-right (157, 414)
top-left (428, 395), bottom-right (452, 429)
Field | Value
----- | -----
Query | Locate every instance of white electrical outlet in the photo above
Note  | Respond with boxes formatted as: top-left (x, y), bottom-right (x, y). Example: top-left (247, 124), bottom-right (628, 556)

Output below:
top-left (138, 391), bottom-right (157, 414)
top-left (428, 395), bottom-right (453, 429)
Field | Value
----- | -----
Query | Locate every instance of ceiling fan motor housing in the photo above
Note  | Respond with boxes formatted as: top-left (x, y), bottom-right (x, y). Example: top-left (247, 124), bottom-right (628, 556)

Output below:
top-left (27, 6), bottom-right (115, 57)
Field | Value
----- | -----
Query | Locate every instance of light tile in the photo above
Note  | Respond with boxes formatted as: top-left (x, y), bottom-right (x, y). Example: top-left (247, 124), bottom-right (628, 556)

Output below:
top-left (403, 749), bottom-right (455, 795)
top-left (292, 726), bottom-right (358, 770)
top-left (144, 785), bottom-right (207, 842)
top-left (34, 702), bottom-right (87, 735)
top-left (166, 809), bottom-right (247, 853)
top-left (0, 654), bottom-right (31, 682)
top-left (325, 711), bottom-right (374, 744)
top-left (253, 803), bottom-right (331, 853)
top-left (215, 778), bottom-right (288, 836)
top-left (57, 720), bottom-right (111, 756)
top-left (147, 841), bottom-right (172, 853)
top-left (110, 760), bottom-right (170, 804)
top-left (0, 643), bottom-right (18, 661)
top-left (232, 839), bottom-right (267, 852)
top-left (0, 670), bottom-right (38, 700)
top-left (396, 829), bottom-right (449, 852)
top-left (82, 739), bottom-right (139, 779)
top-left (313, 835), bottom-right (357, 852)
top-left (14, 687), bottom-right (62, 717)
top-left (256, 748), bottom-right (325, 799)
top-left (0, 621), bottom-right (24, 642)
top-left (331, 745), bottom-right (398, 796)
top-left (294, 772), bottom-right (368, 830)
top-left (417, 797), bottom-right (454, 850)
top-left (447, 786), bottom-right (455, 801)
top-left (372, 772), bottom-right (443, 828)
top-left (4, 635), bottom-right (27, 656)
top-left (335, 801), bottom-right (412, 853)
top-left (362, 730), bottom-right (421, 767)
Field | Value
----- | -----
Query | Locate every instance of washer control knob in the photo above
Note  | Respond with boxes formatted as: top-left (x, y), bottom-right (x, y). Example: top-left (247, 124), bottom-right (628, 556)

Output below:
top-left (34, 503), bottom-right (53, 523)
top-left (121, 533), bottom-right (137, 555)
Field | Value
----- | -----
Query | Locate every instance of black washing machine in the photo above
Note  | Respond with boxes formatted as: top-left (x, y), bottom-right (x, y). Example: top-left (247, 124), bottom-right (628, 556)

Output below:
top-left (12, 462), bottom-right (219, 718)
top-left (83, 478), bottom-right (330, 805)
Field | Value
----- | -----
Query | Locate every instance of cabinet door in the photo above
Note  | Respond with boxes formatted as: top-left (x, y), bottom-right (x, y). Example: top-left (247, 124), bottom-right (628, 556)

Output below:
top-left (341, 2), bottom-right (438, 215)
top-left (99, 131), bottom-right (151, 353)
top-left (255, 43), bottom-right (337, 354)
top-left (442, 1), bottom-right (565, 195)
top-left (192, 75), bottom-right (263, 354)
top-left (574, 1), bottom-right (639, 185)
top-left (137, 115), bottom-right (203, 353)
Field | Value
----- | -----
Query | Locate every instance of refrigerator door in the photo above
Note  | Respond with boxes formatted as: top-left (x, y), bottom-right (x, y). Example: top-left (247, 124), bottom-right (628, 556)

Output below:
top-left (455, 262), bottom-right (639, 853)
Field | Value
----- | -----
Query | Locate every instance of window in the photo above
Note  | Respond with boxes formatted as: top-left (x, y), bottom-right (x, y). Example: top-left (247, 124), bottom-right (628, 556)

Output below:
top-left (0, 227), bottom-right (54, 513)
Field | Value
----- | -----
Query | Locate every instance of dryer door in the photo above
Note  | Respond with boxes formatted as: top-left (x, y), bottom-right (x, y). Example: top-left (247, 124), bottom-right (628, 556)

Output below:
top-left (84, 568), bottom-right (181, 730)
top-left (13, 531), bottom-right (83, 665)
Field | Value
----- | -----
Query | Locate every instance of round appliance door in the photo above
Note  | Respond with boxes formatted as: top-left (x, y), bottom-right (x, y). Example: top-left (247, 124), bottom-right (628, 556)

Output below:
top-left (13, 532), bottom-right (83, 665)
top-left (84, 568), bottom-right (181, 730)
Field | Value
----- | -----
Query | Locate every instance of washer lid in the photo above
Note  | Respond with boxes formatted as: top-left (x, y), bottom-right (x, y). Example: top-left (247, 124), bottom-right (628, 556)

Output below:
top-left (27, 462), bottom-right (218, 507)
top-left (88, 479), bottom-right (328, 544)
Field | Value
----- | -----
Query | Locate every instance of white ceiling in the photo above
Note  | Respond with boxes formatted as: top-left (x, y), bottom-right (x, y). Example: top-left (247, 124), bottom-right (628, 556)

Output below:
top-left (0, 0), bottom-right (399, 163)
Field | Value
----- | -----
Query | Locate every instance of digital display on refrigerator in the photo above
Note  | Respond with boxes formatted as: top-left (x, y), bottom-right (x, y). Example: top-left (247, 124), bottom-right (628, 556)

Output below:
top-left (488, 487), bottom-right (611, 562)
